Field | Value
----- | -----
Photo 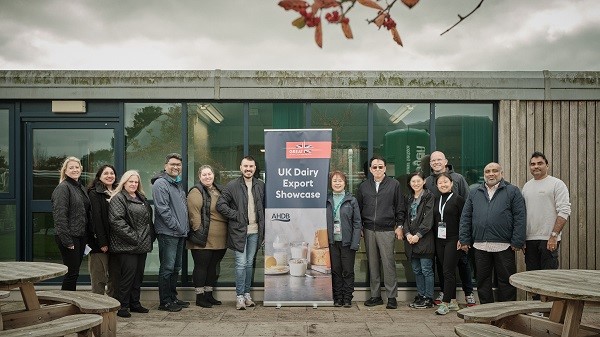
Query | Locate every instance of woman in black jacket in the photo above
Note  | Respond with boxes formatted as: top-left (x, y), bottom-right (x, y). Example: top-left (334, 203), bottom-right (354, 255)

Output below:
top-left (51, 156), bottom-right (90, 291)
top-left (186, 165), bottom-right (227, 308)
top-left (87, 165), bottom-right (117, 295)
top-left (109, 170), bottom-right (154, 318)
top-left (434, 172), bottom-right (466, 315)
top-left (403, 171), bottom-right (435, 309)
top-left (326, 171), bottom-right (362, 308)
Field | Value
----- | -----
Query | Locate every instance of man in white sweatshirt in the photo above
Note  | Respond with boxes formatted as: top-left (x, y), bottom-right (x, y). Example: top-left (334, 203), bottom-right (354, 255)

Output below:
top-left (522, 152), bottom-right (571, 283)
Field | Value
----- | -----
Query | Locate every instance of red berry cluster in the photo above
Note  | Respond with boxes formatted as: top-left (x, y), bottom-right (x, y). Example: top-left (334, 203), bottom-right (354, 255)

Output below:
top-left (325, 11), bottom-right (349, 24)
top-left (299, 9), bottom-right (321, 27)
top-left (383, 16), bottom-right (396, 30)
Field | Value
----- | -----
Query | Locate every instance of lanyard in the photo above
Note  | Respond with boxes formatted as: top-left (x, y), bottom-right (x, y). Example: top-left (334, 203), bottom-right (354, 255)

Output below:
top-left (333, 196), bottom-right (344, 218)
top-left (438, 193), bottom-right (453, 222)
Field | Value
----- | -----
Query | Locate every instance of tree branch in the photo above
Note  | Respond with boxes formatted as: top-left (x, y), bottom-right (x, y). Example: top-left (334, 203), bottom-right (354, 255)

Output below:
top-left (440, 0), bottom-right (485, 36)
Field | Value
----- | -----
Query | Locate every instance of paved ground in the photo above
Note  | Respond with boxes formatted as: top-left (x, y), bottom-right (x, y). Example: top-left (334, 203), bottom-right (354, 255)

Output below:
top-left (112, 300), bottom-right (600, 337)
top-left (2, 297), bottom-right (600, 336)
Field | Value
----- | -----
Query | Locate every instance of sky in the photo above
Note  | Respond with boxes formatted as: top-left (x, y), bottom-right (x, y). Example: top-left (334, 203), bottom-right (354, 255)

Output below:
top-left (1, 0), bottom-right (599, 71)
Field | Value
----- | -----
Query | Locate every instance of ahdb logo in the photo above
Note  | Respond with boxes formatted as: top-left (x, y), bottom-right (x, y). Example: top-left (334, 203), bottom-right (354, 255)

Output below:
top-left (271, 213), bottom-right (291, 222)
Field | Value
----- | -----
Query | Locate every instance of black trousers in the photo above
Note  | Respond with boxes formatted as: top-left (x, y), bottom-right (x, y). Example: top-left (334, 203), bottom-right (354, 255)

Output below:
top-left (114, 253), bottom-right (147, 309)
top-left (329, 241), bottom-right (356, 301)
top-left (435, 243), bottom-right (474, 295)
top-left (525, 240), bottom-right (559, 300)
top-left (474, 247), bottom-right (516, 304)
top-left (435, 237), bottom-right (460, 303)
top-left (55, 235), bottom-right (87, 291)
top-left (190, 249), bottom-right (227, 289)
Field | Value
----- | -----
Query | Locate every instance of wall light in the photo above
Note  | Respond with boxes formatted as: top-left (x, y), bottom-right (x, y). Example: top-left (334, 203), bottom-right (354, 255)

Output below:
top-left (197, 104), bottom-right (224, 124)
top-left (389, 104), bottom-right (414, 124)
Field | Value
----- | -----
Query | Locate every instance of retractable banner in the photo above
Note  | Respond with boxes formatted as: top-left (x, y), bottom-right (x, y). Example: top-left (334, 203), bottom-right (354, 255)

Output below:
top-left (263, 129), bottom-right (333, 307)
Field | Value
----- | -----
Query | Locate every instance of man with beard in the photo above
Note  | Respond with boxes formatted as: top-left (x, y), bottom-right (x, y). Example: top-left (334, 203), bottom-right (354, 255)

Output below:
top-left (458, 162), bottom-right (526, 304)
top-left (217, 156), bottom-right (265, 310)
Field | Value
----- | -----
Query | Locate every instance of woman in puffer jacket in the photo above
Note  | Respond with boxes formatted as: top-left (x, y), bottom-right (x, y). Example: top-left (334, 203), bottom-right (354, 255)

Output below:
top-left (51, 156), bottom-right (90, 291)
top-left (109, 170), bottom-right (154, 318)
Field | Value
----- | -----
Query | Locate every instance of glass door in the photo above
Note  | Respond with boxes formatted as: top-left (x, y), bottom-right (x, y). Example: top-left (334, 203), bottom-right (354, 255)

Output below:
top-left (25, 122), bottom-right (120, 268)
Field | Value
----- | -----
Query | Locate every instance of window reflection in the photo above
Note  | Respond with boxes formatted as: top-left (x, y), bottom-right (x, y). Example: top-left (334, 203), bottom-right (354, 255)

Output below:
top-left (0, 204), bottom-right (16, 261)
top-left (0, 110), bottom-right (9, 193)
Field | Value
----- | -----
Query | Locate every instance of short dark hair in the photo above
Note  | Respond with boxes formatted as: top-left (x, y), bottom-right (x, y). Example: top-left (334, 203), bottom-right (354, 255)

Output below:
top-left (406, 171), bottom-right (425, 193)
top-left (530, 151), bottom-right (548, 164)
top-left (241, 155), bottom-right (256, 164)
top-left (165, 153), bottom-right (182, 163)
top-left (369, 155), bottom-right (386, 167)
top-left (435, 172), bottom-right (454, 184)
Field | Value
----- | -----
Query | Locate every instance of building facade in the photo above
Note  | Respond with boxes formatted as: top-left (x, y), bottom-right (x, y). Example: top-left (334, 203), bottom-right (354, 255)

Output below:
top-left (0, 70), bottom-right (598, 289)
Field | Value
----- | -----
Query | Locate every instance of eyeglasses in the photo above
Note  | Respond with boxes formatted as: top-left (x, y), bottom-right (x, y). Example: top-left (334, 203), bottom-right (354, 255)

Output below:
top-left (371, 165), bottom-right (385, 170)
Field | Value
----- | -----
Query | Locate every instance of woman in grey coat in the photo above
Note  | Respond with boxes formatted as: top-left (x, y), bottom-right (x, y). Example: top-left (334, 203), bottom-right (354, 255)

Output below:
top-left (109, 170), bottom-right (154, 318)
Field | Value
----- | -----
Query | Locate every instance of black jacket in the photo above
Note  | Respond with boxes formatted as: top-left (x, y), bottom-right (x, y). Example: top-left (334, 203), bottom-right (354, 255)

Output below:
top-left (459, 179), bottom-right (526, 248)
top-left (216, 176), bottom-right (265, 253)
top-left (326, 192), bottom-right (362, 250)
top-left (403, 189), bottom-right (435, 259)
top-left (51, 177), bottom-right (90, 247)
top-left (356, 176), bottom-right (406, 231)
top-left (433, 192), bottom-right (465, 239)
top-left (108, 191), bottom-right (154, 254)
top-left (87, 182), bottom-right (112, 252)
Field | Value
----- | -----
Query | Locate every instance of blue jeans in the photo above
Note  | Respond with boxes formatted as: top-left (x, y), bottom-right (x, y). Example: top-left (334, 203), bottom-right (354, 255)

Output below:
top-left (157, 234), bottom-right (185, 305)
top-left (411, 258), bottom-right (434, 299)
top-left (234, 233), bottom-right (258, 296)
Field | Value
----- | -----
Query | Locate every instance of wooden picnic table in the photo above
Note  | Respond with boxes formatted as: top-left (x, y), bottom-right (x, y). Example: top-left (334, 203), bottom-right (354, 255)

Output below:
top-left (509, 269), bottom-right (600, 337)
top-left (0, 262), bottom-right (67, 330)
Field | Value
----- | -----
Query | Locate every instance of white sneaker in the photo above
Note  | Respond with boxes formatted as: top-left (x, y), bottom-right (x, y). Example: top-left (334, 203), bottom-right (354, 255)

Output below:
top-left (465, 294), bottom-right (476, 307)
top-left (244, 293), bottom-right (255, 307)
top-left (448, 299), bottom-right (460, 311)
top-left (435, 303), bottom-right (450, 315)
top-left (434, 292), bottom-right (444, 305)
top-left (236, 295), bottom-right (246, 310)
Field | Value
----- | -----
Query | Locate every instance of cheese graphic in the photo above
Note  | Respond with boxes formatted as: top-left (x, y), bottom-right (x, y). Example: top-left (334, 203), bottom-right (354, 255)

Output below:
top-left (310, 247), bottom-right (331, 268)
top-left (313, 229), bottom-right (328, 248)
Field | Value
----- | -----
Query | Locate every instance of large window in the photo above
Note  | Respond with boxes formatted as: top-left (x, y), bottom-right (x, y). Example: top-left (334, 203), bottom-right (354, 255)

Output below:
top-left (0, 109), bottom-right (9, 194)
top-left (0, 204), bottom-right (16, 261)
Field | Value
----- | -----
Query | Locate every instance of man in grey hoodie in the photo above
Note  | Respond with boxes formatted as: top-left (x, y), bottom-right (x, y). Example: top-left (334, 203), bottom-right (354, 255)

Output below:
top-left (151, 153), bottom-right (189, 312)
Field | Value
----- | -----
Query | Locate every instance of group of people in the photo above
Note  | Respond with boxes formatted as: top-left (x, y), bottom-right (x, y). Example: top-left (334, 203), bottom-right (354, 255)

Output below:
top-left (51, 149), bottom-right (570, 316)
top-left (51, 153), bottom-right (265, 317)
top-left (326, 150), bottom-right (570, 316)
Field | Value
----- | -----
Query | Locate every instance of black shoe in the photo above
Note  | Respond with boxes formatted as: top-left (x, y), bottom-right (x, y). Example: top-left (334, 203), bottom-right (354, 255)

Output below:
top-left (117, 308), bottom-right (131, 318)
top-left (334, 299), bottom-right (343, 307)
top-left (195, 294), bottom-right (212, 308)
top-left (175, 299), bottom-right (190, 308)
top-left (413, 297), bottom-right (435, 309)
top-left (364, 297), bottom-right (384, 306)
top-left (205, 291), bottom-right (222, 305)
top-left (343, 300), bottom-right (352, 308)
top-left (386, 297), bottom-right (398, 309)
top-left (158, 302), bottom-right (182, 312)
top-left (408, 295), bottom-right (424, 308)
top-left (130, 305), bottom-right (149, 313)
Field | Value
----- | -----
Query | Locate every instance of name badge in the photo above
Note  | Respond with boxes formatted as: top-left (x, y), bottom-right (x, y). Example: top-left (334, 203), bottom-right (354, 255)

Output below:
top-left (437, 222), bottom-right (447, 239)
top-left (333, 220), bottom-right (341, 235)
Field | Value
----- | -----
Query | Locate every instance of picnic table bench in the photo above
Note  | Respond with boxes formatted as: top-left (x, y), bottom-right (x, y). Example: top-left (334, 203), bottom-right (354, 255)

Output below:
top-left (36, 290), bottom-right (120, 337)
top-left (455, 323), bottom-right (530, 337)
top-left (0, 314), bottom-right (102, 337)
top-left (457, 300), bottom-right (553, 324)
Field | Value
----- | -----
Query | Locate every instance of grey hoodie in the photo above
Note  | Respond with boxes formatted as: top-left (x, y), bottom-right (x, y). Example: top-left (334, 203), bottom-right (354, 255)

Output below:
top-left (425, 164), bottom-right (469, 199)
top-left (151, 171), bottom-right (188, 237)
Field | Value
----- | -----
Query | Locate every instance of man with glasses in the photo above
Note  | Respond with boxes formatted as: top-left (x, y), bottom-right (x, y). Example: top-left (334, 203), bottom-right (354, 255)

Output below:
top-left (356, 155), bottom-right (406, 309)
top-left (151, 153), bottom-right (190, 312)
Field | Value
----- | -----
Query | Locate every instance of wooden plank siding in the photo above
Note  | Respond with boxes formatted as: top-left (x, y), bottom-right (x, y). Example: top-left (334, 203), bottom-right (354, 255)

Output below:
top-left (498, 100), bottom-right (599, 273)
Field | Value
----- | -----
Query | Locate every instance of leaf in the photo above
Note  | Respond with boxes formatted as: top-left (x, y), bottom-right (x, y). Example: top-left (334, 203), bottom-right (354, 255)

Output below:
top-left (390, 27), bottom-right (403, 46)
top-left (357, 0), bottom-right (383, 11)
top-left (401, 0), bottom-right (419, 8)
top-left (322, 0), bottom-right (340, 8)
top-left (278, 0), bottom-right (309, 12)
top-left (315, 22), bottom-right (323, 48)
top-left (374, 13), bottom-right (386, 28)
top-left (292, 16), bottom-right (306, 29)
top-left (341, 21), bottom-right (353, 39)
